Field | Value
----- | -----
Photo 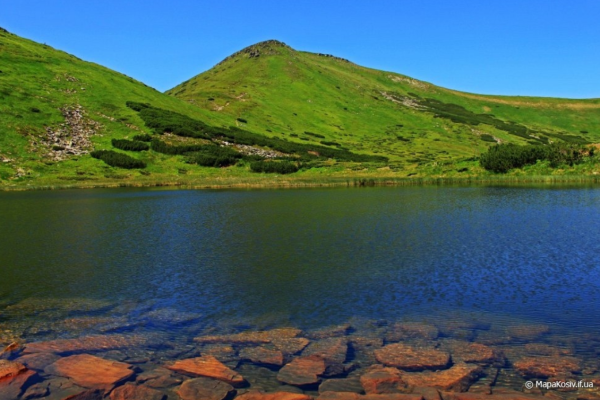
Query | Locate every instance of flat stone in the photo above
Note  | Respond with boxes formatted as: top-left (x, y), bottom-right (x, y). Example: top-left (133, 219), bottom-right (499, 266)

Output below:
top-left (306, 324), bottom-right (351, 339)
top-left (319, 376), bottom-right (364, 394)
top-left (277, 356), bottom-right (326, 386)
top-left (442, 394), bottom-right (543, 400)
top-left (109, 382), bottom-right (165, 400)
top-left (411, 387), bottom-right (441, 400)
top-left (176, 377), bottom-right (235, 400)
top-left (166, 355), bottom-right (245, 386)
top-left (202, 344), bottom-right (239, 361)
top-left (24, 334), bottom-right (148, 354)
top-left (401, 362), bottom-right (482, 392)
top-left (374, 344), bottom-right (450, 371)
top-left (45, 354), bottom-right (134, 390)
top-left (272, 337), bottom-right (311, 355)
top-left (136, 368), bottom-right (182, 389)
top-left (0, 359), bottom-right (27, 381)
top-left (505, 325), bottom-right (550, 341)
top-left (236, 390), bottom-right (313, 400)
top-left (195, 328), bottom-right (302, 344)
top-left (318, 392), bottom-right (423, 400)
top-left (360, 365), bottom-right (406, 394)
top-left (303, 338), bottom-right (348, 365)
top-left (513, 356), bottom-right (582, 378)
top-left (62, 389), bottom-right (106, 400)
top-left (240, 346), bottom-right (284, 366)
top-left (16, 352), bottom-right (61, 371)
top-left (386, 323), bottom-right (439, 341)
top-left (21, 381), bottom-right (50, 399)
top-left (0, 368), bottom-right (37, 400)
top-left (440, 341), bottom-right (504, 365)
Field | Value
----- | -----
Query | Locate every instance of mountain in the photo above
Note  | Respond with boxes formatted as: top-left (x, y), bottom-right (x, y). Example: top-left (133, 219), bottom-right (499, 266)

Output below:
top-left (168, 40), bottom-right (600, 165)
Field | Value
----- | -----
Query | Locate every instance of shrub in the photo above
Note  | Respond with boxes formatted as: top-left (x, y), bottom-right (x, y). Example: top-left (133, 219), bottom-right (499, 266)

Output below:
top-left (250, 161), bottom-right (299, 174)
top-left (480, 134), bottom-right (496, 142)
top-left (237, 118), bottom-right (248, 123)
top-left (151, 139), bottom-right (208, 155)
top-left (321, 141), bottom-right (341, 146)
top-left (304, 131), bottom-right (325, 138)
top-left (91, 150), bottom-right (146, 169)
top-left (480, 143), bottom-right (587, 173)
top-left (132, 133), bottom-right (153, 142)
top-left (111, 139), bottom-right (149, 151)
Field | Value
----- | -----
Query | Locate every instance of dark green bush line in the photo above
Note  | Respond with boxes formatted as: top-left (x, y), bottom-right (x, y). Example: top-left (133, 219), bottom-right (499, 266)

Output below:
top-left (127, 102), bottom-right (388, 163)
top-left (132, 133), bottom-right (153, 142)
top-left (480, 143), bottom-right (589, 173)
top-left (91, 150), bottom-right (146, 169)
top-left (321, 141), bottom-right (341, 146)
top-left (304, 131), bottom-right (325, 138)
top-left (150, 139), bottom-right (209, 155)
top-left (111, 139), bottom-right (149, 151)
top-left (480, 134), bottom-right (496, 143)
top-left (250, 161), bottom-right (299, 174)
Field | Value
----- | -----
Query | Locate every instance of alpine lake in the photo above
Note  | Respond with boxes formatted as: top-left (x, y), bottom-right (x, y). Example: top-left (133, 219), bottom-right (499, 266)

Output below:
top-left (1, 186), bottom-right (599, 400)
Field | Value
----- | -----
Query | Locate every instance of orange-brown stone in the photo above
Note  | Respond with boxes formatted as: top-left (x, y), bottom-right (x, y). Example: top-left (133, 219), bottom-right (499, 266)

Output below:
top-left (45, 354), bottom-right (134, 390)
top-left (236, 390), bottom-right (313, 400)
top-left (272, 337), bottom-right (311, 355)
top-left (195, 328), bottom-right (302, 344)
top-left (277, 355), bottom-right (326, 386)
top-left (401, 362), bottom-right (482, 392)
top-left (0, 366), bottom-right (37, 400)
top-left (0, 360), bottom-right (27, 382)
top-left (240, 346), bottom-right (285, 366)
top-left (505, 325), bottom-right (550, 340)
top-left (374, 344), bottom-right (450, 371)
top-left (176, 377), bottom-right (235, 400)
top-left (441, 341), bottom-right (503, 365)
top-left (166, 355), bottom-right (245, 386)
top-left (360, 365), bottom-right (406, 394)
top-left (386, 323), bottom-right (439, 341)
top-left (318, 392), bottom-right (423, 400)
top-left (513, 356), bottom-right (581, 378)
top-left (303, 338), bottom-right (348, 365)
top-left (24, 334), bottom-right (147, 354)
top-left (109, 382), bottom-right (165, 400)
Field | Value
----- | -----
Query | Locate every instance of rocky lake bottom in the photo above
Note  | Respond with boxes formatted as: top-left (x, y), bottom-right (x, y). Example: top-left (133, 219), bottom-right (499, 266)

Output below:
top-left (1, 298), bottom-right (599, 400)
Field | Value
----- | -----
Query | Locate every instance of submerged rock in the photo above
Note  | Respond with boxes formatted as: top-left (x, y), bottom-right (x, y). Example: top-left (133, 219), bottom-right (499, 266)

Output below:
top-left (277, 355), bottom-right (326, 386)
top-left (400, 362), bottom-right (482, 392)
top-left (505, 325), bottom-right (550, 341)
top-left (374, 344), bottom-right (450, 371)
top-left (272, 337), bottom-right (311, 355)
top-left (109, 382), bottom-right (166, 400)
top-left (303, 338), bottom-right (348, 365)
top-left (195, 328), bottom-right (302, 345)
top-left (0, 360), bottom-right (37, 400)
top-left (176, 377), bottom-right (235, 400)
top-left (513, 355), bottom-right (582, 378)
top-left (318, 392), bottom-right (423, 400)
top-left (439, 341), bottom-right (504, 365)
top-left (166, 355), bottom-right (245, 386)
top-left (385, 323), bottom-right (439, 341)
top-left (240, 346), bottom-right (285, 366)
top-left (23, 334), bottom-right (148, 354)
top-left (45, 354), bottom-right (134, 390)
top-left (359, 365), bottom-right (407, 394)
top-left (236, 390), bottom-right (313, 400)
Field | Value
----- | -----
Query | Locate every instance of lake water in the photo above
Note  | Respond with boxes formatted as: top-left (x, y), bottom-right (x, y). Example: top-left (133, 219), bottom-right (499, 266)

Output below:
top-left (1, 186), bottom-right (599, 396)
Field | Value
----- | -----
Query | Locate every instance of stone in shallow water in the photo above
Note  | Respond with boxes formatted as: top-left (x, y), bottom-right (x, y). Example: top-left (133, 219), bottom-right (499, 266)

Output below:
top-left (505, 324), bottom-right (550, 341)
top-left (236, 390), bottom-right (313, 400)
top-left (142, 308), bottom-right (202, 325)
top-left (21, 381), bottom-right (50, 398)
top-left (303, 338), bottom-right (348, 365)
top-left (195, 328), bottom-right (302, 345)
top-left (277, 355), bottom-right (326, 386)
top-left (240, 346), bottom-right (284, 366)
top-left (0, 359), bottom-right (27, 380)
top-left (318, 392), bottom-right (423, 400)
top-left (400, 362), bottom-right (482, 392)
top-left (374, 344), bottom-right (450, 371)
top-left (15, 352), bottom-right (60, 371)
top-left (442, 393), bottom-right (543, 400)
top-left (385, 323), bottom-right (439, 341)
top-left (439, 340), bottom-right (504, 365)
top-left (23, 334), bottom-right (149, 354)
top-left (62, 389), bottom-right (106, 400)
top-left (359, 365), bottom-right (407, 394)
top-left (272, 337), bottom-right (311, 355)
top-left (109, 382), bottom-right (166, 400)
top-left (306, 324), bottom-right (351, 340)
top-left (0, 361), bottom-right (37, 400)
top-left (202, 344), bottom-right (239, 362)
top-left (176, 377), bottom-right (235, 400)
top-left (45, 354), bottom-right (134, 390)
top-left (165, 355), bottom-right (245, 386)
top-left (319, 375), bottom-right (364, 394)
top-left (513, 355), bottom-right (582, 379)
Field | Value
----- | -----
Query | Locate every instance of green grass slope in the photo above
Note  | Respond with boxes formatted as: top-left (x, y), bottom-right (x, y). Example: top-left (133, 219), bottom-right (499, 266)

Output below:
top-left (168, 40), bottom-right (600, 168)
top-left (0, 27), bottom-right (236, 185)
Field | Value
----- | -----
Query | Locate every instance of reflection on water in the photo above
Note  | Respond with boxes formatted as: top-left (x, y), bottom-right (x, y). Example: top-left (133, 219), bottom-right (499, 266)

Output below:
top-left (1, 186), bottom-right (600, 397)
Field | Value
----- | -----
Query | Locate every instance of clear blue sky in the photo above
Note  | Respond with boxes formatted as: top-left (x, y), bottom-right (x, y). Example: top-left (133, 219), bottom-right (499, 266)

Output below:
top-left (3, 0), bottom-right (599, 98)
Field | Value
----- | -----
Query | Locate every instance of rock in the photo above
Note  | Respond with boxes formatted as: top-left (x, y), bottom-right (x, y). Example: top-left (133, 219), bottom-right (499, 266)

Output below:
top-left (16, 352), bottom-right (61, 370)
top-left (165, 355), bottom-right (245, 386)
top-left (24, 334), bottom-right (148, 354)
top-left (21, 381), bottom-right (50, 399)
top-left (385, 323), bottom-right (439, 341)
top-left (109, 382), bottom-right (165, 400)
top-left (318, 392), bottom-right (423, 400)
top-left (195, 328), bottom-right (302, 344)
top-left (303, 338), bottom-right (348, 365)
top-left (359, 365), bottom-right (406, 394)
top-left (62, 389), bottom-right (106, 400)
top-left (400, 362), bottom-right (482, 392)
top-left (176, 377), bottom-right (235, 400)
top-left (513, 356), bottom-right (582, 378)
top-left (277, 356), bottom-right (326, 386)
top-left (202, 344), bottom-right (238, 362)
top-left (411, 387), bottom-right (441, 400)
top-left (240, 346), bottom-right (284, 366)
top-left (306, 324), bottom-right (351, 339)
top-left (442, 393), bottom-right (542, 400)
top-left (143, 308), bottom-right (202, 325)
top-left (440, 341), bottom-right (504, 365)
top-left (374, 344), bottom-right (450, 371)
top-left (523, 343), bottom-right (572, 356)
top-left (272, 337), bottom-right (311, 355)
top-left (0, 342), bottom-right (22, 359)
top-left (136, 368), bottom-right (181, 389)
top-left (0, 367), bottom-right (37, 400)
top-left (236, 390), bottom-right (313, 400)
top-left (319, 376), bottom-right (364, 394)
top-left (0, 359), bottom-right (27, 381)
top-left (45, 354), bottom-right (134, 390)
top-left (505, 325), bottom-right (550, 341)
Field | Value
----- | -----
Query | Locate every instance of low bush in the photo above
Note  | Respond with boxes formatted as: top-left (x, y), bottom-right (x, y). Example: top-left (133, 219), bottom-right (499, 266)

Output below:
top-left (250, 161), bottom-right (299, 174)
top-left (132, 133), bottom-right (153, 142)
top-left (480, 143), bottom-right (587, 173)
top-left (91, 150), bottom-right (146, 169)
top-left (111, 139), bottom-right (149, 151)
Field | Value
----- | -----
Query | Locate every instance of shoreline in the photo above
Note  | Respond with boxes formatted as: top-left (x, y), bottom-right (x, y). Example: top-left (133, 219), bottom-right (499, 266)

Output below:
top-left (2, 174), bottom-right (600, 191)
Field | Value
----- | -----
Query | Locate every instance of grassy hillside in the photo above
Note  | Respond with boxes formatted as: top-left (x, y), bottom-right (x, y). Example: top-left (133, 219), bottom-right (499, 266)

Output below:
top-left (168, 40), bottom-right (600, 168)
top-left (2, 30), bottom-right (600, 189)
